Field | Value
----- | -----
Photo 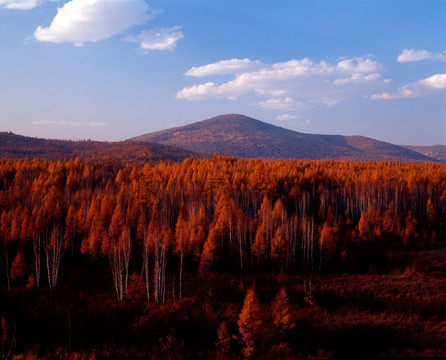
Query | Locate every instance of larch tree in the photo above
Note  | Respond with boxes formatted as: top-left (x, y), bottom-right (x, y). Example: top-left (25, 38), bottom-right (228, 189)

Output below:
top-left (238, 287), bottom-right (263, 358)
top-left (271, 287), bottom-right (295, 340)
top-left (215, 321), bottom-right (231, 355)
top-left (426, 198), bottom-right (436, 229)
top-left (175, 213), bottom-right (192, 299)
top-left (10, 249), bottom-right (26, 283)
top-left (199, 226), bottom-right (218, 275)
top-left (271, 226), bottom-right (287, 271)
top-left (31, 206), bottom-right (41, 287)
top-left (137, 212), bottom-right (150, 301)
top-left (235, 206), bottom-right (247, 272)
top-left (1, 210), bottom-right (12, 291)
top-left (319, 220), bottom-right (337, 271)
top-left (252, 223), bottom-right (267, 264)
top-left (64, 204), bottom-right (77, 255)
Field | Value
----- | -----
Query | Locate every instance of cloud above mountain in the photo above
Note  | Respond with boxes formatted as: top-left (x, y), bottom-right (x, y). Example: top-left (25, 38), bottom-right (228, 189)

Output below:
top-left (177, 56), bottom-right (387, 108)
top-left (372, 73), bottom-right (446, 100)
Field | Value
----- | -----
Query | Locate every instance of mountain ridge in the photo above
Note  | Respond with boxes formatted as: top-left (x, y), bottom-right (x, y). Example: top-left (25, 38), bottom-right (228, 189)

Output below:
top-left (131, 114), bottom-right (439, 162)
top-left (401, 144), bottom-right (446, 162)
top-left (0, 132), bottom-right (198, 164)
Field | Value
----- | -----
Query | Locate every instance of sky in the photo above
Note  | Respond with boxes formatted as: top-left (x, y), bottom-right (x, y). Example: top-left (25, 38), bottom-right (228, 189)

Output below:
top-left (0, 0), bottom-right (445, 145)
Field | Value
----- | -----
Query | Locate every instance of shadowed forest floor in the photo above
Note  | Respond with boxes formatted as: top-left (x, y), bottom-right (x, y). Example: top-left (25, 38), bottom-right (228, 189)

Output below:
top-left (3, 245), bottom-right (446, 359)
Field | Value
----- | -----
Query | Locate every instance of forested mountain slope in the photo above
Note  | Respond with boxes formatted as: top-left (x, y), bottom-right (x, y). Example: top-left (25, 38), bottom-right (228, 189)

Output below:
top-left (131, 114), bottom-right (437, 162)
top-left (402, 144), bottom-right (446, 162)
top-left (0, 132), bottom-right (197, 163)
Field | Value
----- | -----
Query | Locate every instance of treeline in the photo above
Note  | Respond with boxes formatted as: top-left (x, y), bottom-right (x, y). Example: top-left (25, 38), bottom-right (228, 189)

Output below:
top-left (1, 156), bottom-right (445, 300)
top-left (0, 132), bottom-right (197, 164)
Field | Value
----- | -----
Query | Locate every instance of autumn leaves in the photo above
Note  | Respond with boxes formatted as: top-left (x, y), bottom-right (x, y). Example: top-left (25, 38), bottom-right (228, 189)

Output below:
top-left (1, 156), bottom-right (445, 301)
top-left (237, 286), bottom-right (294, 358)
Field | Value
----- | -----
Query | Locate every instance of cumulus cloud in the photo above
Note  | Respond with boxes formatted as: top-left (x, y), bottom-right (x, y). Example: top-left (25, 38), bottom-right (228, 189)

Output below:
top-left (185, 58), bottom-right (263, 77)
top-left (371, 73), bottom-right (446, 100)
top-left (276, 114), bottom-right (298, 121)
top-left (397, 49), bottom-right (446, 62)
top-left (299, 119), bottom-right (310, 126)
top-left (125, 26), bottom-right (183, 53)
top-left (34, 0), bottom-right (154, 45)
top-left (33, 120), bottom-right (107, 127)
top-left (177, 56), bottom-right (387, 108)
top-left (336, 57), bottom-right (382, 73)
top-left (256, 97), bottom-right (302, 110)
top-left (0, 0), bottom-right (38, 10)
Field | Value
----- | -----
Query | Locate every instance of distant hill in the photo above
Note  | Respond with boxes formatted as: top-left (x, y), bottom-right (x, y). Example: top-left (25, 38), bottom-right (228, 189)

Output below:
top-left (131, 114), bottom-right (438, 162)
top-left (402, 145), bottom-right (446, 162)
top-left (0, 132), bottom-right (197, 164)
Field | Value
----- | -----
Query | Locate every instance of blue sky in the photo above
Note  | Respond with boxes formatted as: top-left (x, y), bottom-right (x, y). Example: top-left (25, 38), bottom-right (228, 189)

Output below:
top-left (1, 0), bottom-right (445, 145)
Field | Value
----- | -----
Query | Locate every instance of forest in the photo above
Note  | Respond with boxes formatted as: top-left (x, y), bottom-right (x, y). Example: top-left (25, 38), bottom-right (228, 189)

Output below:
top-left (2, 156), bottom-right (446, 359)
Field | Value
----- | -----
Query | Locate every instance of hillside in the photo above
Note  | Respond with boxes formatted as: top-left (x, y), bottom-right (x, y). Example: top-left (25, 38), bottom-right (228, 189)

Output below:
top-left (131, 114), bottom-right (437, 162)
top-left (0, 132), bottom-right (197, 164)
top-left (402, 145), bottom-right (446, 162)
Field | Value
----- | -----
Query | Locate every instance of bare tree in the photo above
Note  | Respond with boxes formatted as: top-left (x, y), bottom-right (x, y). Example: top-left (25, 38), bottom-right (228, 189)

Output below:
top-left (43, 225), bottom-right (65, 290)
top-left (109, 228), bottom-right (131, 301)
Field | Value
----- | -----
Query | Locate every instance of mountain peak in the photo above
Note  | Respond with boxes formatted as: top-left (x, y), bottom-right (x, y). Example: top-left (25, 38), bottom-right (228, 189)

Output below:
top-left (130, 114), bottom-right (437, 162)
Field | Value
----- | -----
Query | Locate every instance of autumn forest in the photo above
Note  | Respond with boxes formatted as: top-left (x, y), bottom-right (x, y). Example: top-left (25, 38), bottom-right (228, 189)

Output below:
top-left (2, 156), bottom-right (446, 359)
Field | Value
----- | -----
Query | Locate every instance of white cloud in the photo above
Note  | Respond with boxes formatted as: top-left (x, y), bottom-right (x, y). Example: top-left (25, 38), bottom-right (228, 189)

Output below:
top-left (336, 57), bottom-right (382, 73)
top-left (87, 122), bottom-right (107, 127)
top-left (177, 56), bottom-right (386, 107)
top-left (397, 49), bottom-right (446, 63)
top-left (257, 97), bottom-right (302, 110)
top-left (276, 113), bottom-right (298, 121)
top-left (125, 26), bottom-right (183, 53)
top-left (333, 72), bottom-right (380, 85)
top-left (33, 120), bottom-right (107, 127)
top-left (371, 73), bottom-right (446, 100)
top-left (299, 120), bottom-right (310, 126)
top-left (185, 58), bottom-right (263, 77)
top-left (0, 0), bottom-right (38, 10)
top-left (34, 0), bottom-right (154, 45)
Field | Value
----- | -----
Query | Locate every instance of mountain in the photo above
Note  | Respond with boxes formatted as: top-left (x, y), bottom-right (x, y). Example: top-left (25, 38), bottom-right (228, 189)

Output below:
top-left (131, 114), bottom-right (438, 162)
top-left (401, 145), bottom-right (446, 162)
top-left (0, 132), bottom-right (197, 164)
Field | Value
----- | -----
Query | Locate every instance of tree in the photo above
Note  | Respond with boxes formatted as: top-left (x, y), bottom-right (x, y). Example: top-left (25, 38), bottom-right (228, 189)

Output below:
top-left (148, 216), bottom-right (172, 303)
top-left (175, 213), bottom-right (192, 299)
top-left (319, 221), bottom-right (337, 271)
top-left (44, 225), bottom-right (65, 290)
top-left (109, 228), bottom-right (131, 301)
top-left (271, 226), bottom-right (287, 271)
top-left (271, 287), bottom-right (295, 340)
top-left (40, 186), bottom-right (65, 290)
top-left (137, 212), bottom-right (150, 301)
top-left (64, 204), bottom-right (77, 255)
top-left (273, 199), bottom-right (287, 230)
top-left (1, 210), bottom-right (12, 291)
top-left (252, 223), bottom-right (267, 264)
top-left (426, 197), bottom-right (437, 229)
top-left (235, 207), bottom-right (247, 272)
top-left (238, 287), bottom-right (263, 358)
top-left (215, 321), bottom-right (231, 355)
top-left (199, 226), bottom-right (218, 275)
top-left (404, 211), bottom-right (417, 248)
top-left (11, 249), bottom-right (26, 282)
